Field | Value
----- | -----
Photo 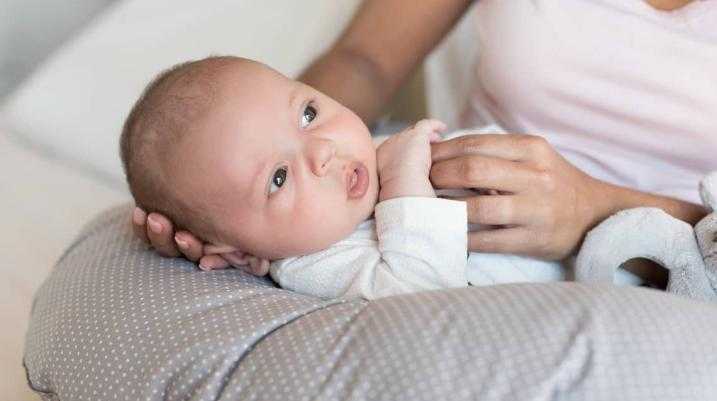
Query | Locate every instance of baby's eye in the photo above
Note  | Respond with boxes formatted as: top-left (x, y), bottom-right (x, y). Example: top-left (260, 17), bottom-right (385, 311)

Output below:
top-left (269, 166), bottom-right (288, 195)
top-left (300, 103), bottom-right (317, 128)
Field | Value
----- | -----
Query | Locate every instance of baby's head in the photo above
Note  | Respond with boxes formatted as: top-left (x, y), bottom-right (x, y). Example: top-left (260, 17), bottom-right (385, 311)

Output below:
top-left (121, 56), bottom-right (379, 261)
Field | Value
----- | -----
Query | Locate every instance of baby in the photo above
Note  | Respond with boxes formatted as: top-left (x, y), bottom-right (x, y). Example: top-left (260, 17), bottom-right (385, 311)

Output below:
top-left (120, 55), bottom-right (569, 300)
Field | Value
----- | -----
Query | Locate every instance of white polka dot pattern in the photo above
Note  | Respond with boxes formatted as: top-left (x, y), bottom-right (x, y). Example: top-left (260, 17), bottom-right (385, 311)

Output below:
top-left (24, 205), bottom-right (717, 400)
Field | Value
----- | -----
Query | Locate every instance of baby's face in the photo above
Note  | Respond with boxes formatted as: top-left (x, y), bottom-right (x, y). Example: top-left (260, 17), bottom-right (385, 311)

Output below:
top-left (172, 60), bottom-right (378, 259)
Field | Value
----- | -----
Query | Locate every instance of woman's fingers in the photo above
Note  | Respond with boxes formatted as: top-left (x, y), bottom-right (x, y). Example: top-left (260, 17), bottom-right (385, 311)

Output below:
top-left (198, 255), bottom-right (230, 271)
top-left (249, 257), bottom-right (271, 276)
top-left (174, 231), bottom-right (204, 262)
top-left (431, 133), bottom-right (550, 164)
top-left (132, 207), bottom-right (150, 244)
top-left (134, 207), bottom-right (208, 261)
top-left (450, 195), bottom-right (533, 226)
top-left (203, 244), bottom-right (237, 255)
top-left (468, 227), bottom-right (548, 257)
top-left (430, 154), bottom-right (536, 193)
top-left (221, 251), bottom-right (250, 267)
top-left (145, 212), bottom-right (181, 257)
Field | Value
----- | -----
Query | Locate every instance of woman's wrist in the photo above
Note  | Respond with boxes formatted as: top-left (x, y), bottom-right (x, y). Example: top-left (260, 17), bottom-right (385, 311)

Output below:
top-left (588, 177), bottom-right (708, 228)
top-left (582, 177), bottom-right (622, 231)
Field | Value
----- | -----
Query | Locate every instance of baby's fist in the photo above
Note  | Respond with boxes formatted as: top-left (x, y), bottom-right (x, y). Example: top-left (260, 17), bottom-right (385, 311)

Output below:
top-left (377, 119), bottom-right (446, 172)
top-left (376, 119), bottom-right (446, 201)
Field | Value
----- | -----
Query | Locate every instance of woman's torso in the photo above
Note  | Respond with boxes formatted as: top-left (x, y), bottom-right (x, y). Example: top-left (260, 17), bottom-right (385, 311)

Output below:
top-left (460, 0), bottom-right (717, 203)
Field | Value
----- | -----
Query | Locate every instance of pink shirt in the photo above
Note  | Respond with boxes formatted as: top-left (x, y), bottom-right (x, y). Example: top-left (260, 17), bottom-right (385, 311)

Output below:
top-left (460, 0), bottom-right (717, 203)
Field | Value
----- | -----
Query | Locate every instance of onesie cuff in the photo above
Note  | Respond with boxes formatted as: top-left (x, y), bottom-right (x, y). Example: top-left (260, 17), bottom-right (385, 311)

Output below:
top-left (374, 197), bottom-right (467, 235)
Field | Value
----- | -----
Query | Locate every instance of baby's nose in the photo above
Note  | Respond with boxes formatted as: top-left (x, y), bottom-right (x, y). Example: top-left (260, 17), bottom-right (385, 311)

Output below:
top-left (307, 138), bottom-right (337, 177)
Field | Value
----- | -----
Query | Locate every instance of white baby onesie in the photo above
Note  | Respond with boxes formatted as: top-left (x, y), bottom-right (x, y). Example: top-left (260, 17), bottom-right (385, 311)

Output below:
top-left (269, 196), bottom-right (567, 300)
top-left (269, 124), bottom-right (646, 300)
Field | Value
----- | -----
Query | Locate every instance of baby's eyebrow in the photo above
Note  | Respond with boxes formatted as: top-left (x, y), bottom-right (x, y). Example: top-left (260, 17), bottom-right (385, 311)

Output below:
top-left (288, 86), bottom-right (301, 111)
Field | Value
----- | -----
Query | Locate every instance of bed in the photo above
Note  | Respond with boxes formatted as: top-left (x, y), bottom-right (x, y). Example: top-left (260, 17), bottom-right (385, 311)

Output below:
top-left (4, 1), bottom-right (717, 400)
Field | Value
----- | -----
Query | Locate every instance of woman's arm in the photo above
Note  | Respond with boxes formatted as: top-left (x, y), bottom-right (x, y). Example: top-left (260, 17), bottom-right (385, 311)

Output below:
top-left (595, 180), bottom-right (706, 227)
top-left (298, 0), bottom-right (473, 125)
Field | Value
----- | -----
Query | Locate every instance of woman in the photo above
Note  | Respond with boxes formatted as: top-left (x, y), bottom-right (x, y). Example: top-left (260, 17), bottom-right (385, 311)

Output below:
top-left (131, 0), bottom-right (714, 274)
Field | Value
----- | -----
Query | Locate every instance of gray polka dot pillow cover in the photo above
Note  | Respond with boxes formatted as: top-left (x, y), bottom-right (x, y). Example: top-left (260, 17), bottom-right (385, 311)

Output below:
top-left (24, 205), bottom-right (717, 401)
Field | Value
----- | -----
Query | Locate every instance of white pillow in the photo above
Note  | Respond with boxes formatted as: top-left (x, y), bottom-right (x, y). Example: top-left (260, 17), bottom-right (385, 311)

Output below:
top-left (0, 0), bottom-right (361, 189)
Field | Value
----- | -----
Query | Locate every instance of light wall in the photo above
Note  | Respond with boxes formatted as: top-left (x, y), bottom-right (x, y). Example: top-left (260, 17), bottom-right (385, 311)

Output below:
top-left (0, 0), bottom-right (116, 98)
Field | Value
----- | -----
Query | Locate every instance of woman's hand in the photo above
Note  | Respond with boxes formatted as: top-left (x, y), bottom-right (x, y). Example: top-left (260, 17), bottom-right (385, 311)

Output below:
top-left (131, 207), bottom-right (253, 272)
top-left (430, 133), bottom-right (603, 261)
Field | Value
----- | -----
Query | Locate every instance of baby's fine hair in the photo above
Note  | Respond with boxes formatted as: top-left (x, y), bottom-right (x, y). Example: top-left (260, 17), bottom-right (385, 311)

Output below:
top-left (120, 55), bottom-right (239, 243)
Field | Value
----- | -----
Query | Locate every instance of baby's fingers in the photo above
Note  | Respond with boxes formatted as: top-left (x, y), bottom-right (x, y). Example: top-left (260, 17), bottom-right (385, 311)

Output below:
top-left (413, 119), bottom-right (447, 134)
top-left (428, 130), bottom-right (443, 143)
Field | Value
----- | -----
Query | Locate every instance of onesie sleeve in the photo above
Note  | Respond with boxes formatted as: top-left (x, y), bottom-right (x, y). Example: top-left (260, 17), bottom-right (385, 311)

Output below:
top-left (270, 197), bottom-right (468, 300)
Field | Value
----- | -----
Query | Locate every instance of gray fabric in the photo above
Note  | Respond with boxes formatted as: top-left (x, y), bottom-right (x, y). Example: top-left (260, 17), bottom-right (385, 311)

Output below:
top-left (25, 204), bottom-right (717, 401)
top-left (575, 171), bottom-right (717, 302)
top-left (576, 207), bottom-right (716, 302)
top-left (697, 213), bottom-right (717, 289)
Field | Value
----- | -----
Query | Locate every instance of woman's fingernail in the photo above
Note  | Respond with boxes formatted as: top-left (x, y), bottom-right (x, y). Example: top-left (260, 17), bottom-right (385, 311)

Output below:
top-left (198, 263), bottom-right (211, 271)
top-left (133, 208), bottom-right (146, 225)
top-left (148, 216), bottom-right (163, 234)
top-left (175, 235), bottom-right (188, 249)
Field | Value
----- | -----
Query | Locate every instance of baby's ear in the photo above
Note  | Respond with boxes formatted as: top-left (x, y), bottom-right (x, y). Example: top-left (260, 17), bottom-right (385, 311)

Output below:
top-left (203, 243), bottom-right (270, 277)
top-left (203, 243), bottom-right (250, 267)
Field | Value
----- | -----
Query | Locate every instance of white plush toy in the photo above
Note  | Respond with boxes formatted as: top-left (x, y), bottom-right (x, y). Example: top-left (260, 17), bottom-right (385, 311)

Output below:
top-left (576, 172), bottom-right (717, 302)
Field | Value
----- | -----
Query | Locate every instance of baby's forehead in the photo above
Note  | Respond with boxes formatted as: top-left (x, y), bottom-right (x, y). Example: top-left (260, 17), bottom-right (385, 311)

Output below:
top-left (182, 59), bottom-right (300, 165)
top-left (218, 59), bottom-right (290, 90)
top-left (208, 65), bottom-right (299, 133)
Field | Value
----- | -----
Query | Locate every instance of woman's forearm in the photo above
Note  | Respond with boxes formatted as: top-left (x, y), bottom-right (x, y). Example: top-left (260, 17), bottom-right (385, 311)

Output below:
top-left (589, 177), bottom-right (708, 229)
top-left (298, 48), bottom-right (392, 125)
top-left (298, 0), bottom-right (474, 125)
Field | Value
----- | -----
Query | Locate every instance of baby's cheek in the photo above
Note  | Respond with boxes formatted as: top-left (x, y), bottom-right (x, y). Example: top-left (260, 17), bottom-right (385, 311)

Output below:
top-left (302, 199), bottom-right (353, 238)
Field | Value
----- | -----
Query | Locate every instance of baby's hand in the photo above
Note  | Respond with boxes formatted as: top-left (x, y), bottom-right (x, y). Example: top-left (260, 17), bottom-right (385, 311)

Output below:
top-left (376, 119), bottom-right (446, 201)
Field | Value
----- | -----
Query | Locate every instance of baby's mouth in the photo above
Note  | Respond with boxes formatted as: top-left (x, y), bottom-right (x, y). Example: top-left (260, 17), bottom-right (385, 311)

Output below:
top-left (346, 161), bottom-right (369, 199)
